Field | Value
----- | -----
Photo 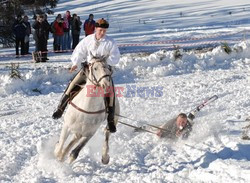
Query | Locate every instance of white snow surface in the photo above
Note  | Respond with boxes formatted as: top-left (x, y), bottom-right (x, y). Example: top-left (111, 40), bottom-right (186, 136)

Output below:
top-left (1, 0), bottom-right (250, 182)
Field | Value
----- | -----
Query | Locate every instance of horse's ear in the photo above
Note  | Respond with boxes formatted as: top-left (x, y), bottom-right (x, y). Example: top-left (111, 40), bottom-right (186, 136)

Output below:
top-left (100, 56), bottom-right (108, 63)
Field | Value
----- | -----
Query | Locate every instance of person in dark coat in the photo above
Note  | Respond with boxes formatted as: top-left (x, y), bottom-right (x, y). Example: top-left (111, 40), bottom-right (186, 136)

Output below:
top-left (12, 15), bottom-right (26, 58)
top-left (23, 15), bottom-right (31, 55)
top-left (32, 14), bottom-right (51, 62)
top-left (44, 14), bottom-right (51, 60)
top-left (71, 14), bottom-right (82, 49)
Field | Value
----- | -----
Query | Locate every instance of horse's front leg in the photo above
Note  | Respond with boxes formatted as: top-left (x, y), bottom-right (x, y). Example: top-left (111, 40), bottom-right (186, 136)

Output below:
top-left (102, 128), bottom-right (110, 164)
top-left (60, 134), bottom-right (82, 161)
top-left (102, 106), bottom-right (119, 165)
top-left (54, 125), bottom-right (70, 161)
top-left (69, 135), bottom-right (91, 164)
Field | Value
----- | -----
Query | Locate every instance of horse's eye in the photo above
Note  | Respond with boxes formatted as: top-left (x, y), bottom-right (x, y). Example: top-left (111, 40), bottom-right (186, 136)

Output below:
top-left (94, 67), bottom-right (97, 71)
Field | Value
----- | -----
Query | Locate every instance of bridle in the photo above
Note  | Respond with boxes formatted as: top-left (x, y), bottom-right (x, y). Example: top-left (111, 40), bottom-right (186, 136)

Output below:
top-left (85, 60), bottom-right (112, 87)
top-left (69, 59), bottom-right (113, 114)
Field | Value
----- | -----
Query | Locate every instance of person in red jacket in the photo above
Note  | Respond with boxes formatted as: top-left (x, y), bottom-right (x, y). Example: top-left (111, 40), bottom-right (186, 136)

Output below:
top-left (52, 16), bottom-right (65, 51)
top-left (83, 14), bottom-right (95, 36)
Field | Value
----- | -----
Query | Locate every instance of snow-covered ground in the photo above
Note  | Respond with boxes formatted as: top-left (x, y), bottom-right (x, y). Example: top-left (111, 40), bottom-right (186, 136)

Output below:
top-left (0, 0), bottom-right (250, 182)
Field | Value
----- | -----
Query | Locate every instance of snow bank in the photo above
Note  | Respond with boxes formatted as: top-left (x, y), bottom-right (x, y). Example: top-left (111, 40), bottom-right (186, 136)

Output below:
top-left (1, 42), bottom-right (249, 97)
top-left (0, 65), bottom-right (72, 96)
top-left (117, 41), bottom-right (250, 81)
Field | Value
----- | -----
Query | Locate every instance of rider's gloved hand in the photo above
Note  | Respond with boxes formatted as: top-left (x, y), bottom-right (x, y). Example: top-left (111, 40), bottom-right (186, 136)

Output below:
top-left (188, 112), bottom-right (195, 121)
top-left (81, 61), bottom-right (88, 68)
top-left (70, 65), bottom-right (78, 73)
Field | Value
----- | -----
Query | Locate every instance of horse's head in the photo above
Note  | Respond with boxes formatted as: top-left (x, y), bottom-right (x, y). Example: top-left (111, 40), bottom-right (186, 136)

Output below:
top-left (87, 57), bottom-right (112, 90)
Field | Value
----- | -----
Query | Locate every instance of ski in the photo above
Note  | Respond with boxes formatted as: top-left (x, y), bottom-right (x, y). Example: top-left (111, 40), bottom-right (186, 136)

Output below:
top-left (192, 95), bottom-right (218, 113)
top-left (188, 95), bottom-right (218, 120)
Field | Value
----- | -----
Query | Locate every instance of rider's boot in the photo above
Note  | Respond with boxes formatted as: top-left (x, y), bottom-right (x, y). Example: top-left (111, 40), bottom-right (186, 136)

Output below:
top-left (52, 84), bottom-right (83, 119)
top-left (107, 106), bottom-right (116, 133)
top-left (52, 94), bottom-right (69, 119)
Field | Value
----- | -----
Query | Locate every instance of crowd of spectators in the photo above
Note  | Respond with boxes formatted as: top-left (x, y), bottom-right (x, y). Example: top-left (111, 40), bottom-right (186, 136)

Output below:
top-left (12, 11), bottom-right (96, 62)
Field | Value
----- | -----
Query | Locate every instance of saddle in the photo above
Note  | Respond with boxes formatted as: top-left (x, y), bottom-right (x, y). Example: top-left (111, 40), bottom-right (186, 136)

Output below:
top-left (68, 83), bottom-right (85, 102)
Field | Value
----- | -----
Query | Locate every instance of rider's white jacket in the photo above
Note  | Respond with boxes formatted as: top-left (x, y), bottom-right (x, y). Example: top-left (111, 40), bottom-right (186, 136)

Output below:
top-left (71, 34), bottom-right (120, 66)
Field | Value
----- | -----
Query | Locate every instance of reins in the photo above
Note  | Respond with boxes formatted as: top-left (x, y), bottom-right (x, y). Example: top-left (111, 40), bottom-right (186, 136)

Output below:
top-left (84, 60), bottom-right (112, 87)
top-left (69, 100), bottom-right (106, 114)
top-left (69, 59), bottom-right (112, 115)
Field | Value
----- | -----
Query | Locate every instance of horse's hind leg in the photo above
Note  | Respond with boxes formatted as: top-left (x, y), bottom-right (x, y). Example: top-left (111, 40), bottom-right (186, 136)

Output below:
top-left (54, 125), bottom-right (70, 161)
top-left (60, 134), bottom-right (82, 161)
top-left (69, 135), bottom-right (91, 164)
top-left (102, 129), bottom-right (110, 164)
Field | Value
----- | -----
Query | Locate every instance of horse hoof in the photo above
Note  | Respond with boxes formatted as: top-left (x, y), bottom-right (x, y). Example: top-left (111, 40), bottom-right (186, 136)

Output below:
top-left (54, 144), bottom-right (65, 162)
top-left (69, 155), bottom-right (76, 164)
top-left (102, 155), bottom-right (110, 165)
top-left (54, 143), bottom-right (60, 158)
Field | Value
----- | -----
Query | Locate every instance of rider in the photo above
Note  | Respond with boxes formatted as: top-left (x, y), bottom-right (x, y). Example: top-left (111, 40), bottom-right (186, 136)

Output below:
top-left (52, 18), bottom-right (120, 133)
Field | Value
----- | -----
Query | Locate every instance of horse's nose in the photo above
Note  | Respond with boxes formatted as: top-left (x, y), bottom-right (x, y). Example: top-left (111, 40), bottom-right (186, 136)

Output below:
top-left (102, 82), bottom-right (108, 90)
top-left (101, 80), bottom-right (110, 91)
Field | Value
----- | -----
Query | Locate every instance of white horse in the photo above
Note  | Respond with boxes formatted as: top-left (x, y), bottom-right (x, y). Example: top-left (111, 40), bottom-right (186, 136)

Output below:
top-left (54, 58), bottom-right (120, 164)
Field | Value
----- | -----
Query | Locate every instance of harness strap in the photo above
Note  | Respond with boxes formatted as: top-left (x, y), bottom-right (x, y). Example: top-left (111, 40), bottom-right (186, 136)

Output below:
top-left (97, 74), bottom-right (111, 83)
top-left (111, 77), bottom-right (115, 108)
top-left (69, 101), bottom-right (106, 114)
top-left (104, 76), bottom-right (115, 111)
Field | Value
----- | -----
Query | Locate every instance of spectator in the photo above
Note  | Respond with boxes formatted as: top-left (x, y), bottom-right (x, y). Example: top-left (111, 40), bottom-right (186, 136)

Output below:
top-left (71, 14), bottom-right (82, 49)
top-left (64, 10), bottom-right (72, 50)
top-left (51, 14), bottom-right (61, 51)
top-left (83, 14), bottom-right (95, 37)
top-left (32, 14), bottom-right (50, 62)
top-left (52, 15), bottom-right (64, 52)
top-left (12, 15), bottom-right (26, 58)
top-left (62, 14), bottom-right (70, 51)
top-left (44, 14), bottom-right (51, 60)
top-left (23, 15), bottom-right (31, 55)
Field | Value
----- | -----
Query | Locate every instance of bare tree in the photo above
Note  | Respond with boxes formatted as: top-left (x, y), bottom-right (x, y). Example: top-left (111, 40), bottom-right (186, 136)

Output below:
top-left (0, 0), bottom-right (58, 47)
